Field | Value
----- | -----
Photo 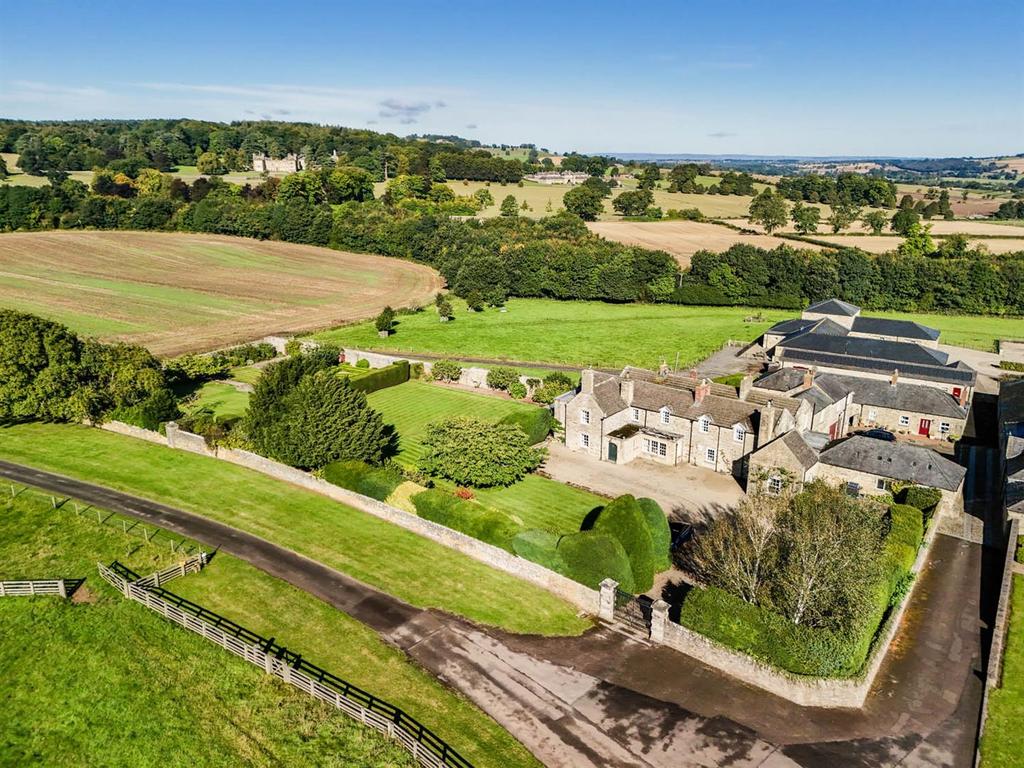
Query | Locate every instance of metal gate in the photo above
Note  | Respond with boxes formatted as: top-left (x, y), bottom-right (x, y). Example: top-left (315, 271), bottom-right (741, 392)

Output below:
top-left (613, 588), bottom-right (652, 635)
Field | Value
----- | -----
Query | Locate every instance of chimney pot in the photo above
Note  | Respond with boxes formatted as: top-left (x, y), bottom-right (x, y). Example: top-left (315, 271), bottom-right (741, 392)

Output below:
top-left (890, 368), bottom-right (899, 386)
top-left (581, 369), bottom-right (595, 393)
top-left (695, 378), bottom-right (711, 404)
top-left (802, 369), bottom-right (815, 390)
top-left (739, 374), bottom-right (753, 400)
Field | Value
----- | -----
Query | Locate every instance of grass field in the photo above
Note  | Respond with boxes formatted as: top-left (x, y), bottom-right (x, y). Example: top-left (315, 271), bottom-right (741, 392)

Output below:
top-left (980, 575), bottom-right (1024, 766)
top-left (865, 311), bottom-right (1024, 351)
top-left (315, 298), bottom-right (791, 370)
top-left (0, 422), bottom-right (590, 636)
top-left (0, 230), bottom-right (442, 356)
top-left (367, 381), bottom-right (605, 532)
top-left (0, 492), bottom-right (419, 768)
top-left (586, 220), bottom-right (795, 267)
top-left (1, 490), bottom-right (537, 768)
top-left (183, 381), bottom-right (251, 419)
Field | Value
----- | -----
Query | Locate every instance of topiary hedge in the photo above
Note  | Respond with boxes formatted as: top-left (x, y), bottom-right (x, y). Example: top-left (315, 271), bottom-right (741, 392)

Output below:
top-left (898, 485), bottom-right (943, 522)
top-left (637, 497), bottom-right (671, 571)
top-left (512, 529), bottom-right (569, 575)
top-left (322, 460), bottom-right (404, 501)
top-left (592, 494), bottom-right (657, 592)
top-left (411, 488), bottom-right (522, 551)
top-left (346, 360), bottom-right (410, 394)
top-left (498, 408), bottom-right (553, 445)
top-left (556, 530), bottom-right (634, 593)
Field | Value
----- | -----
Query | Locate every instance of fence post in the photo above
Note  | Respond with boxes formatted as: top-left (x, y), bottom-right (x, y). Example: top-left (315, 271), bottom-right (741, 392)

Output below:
top-left (58, 580), bottom-right (67, 599)
top-left (598, 578), bottom-right (618, 622)
top-left (29, 582), bottom-right (36, 596)
top-left (649, 599), bottom-right (669, 644)
top-left (153, 569), bottom-right (161, 588)
top-left (0, 583), bottom-right (5, 597)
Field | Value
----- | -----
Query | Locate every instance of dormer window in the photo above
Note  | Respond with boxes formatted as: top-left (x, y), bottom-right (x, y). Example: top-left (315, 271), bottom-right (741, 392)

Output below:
top-left (660, 407), bottom-right (671, 425)
top-left (699, 416), bottom-right (711, 434)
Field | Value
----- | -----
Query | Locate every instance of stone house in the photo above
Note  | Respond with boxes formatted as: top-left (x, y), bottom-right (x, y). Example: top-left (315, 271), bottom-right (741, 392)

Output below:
top-left (762, 298), bottom-right (975, 403)
top-left (754, 368), bottom-right (968, 441)
top-left (749, 433), bottom-right (967, 518)
top-left (523, 171), bottom-right (591, 185)
top-left (252, 152), bottom-right (306, 173)
top-left (1000, 379), bottom-right (1024, 520)
top-left (558, 366), bottom-right (810, 479)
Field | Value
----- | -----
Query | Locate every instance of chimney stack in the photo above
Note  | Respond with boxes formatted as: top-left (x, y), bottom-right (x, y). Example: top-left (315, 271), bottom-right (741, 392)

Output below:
top-left (620, 378), bottom-right (634, 405)
top-left (890, 368), bottom-right (899, 387)
top-left (581, 369), bottom-right (595, 393)
top-left (958, 387), bottom-right (969, 407)
top-left (758, 400), bottom-right (776, 444)
top-left (802, 368), bottom-right (815, 390)
top-left (695, 378), bottom-right (711, 405)
top-left (739, 374), bottom-right (753, 401)
top-left (689, 368), bottom-right (698, 381)
top-left (658, 360), bottom-right (670, 377)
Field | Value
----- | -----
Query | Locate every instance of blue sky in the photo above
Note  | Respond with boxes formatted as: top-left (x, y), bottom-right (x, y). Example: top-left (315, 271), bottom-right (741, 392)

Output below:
top-left (1, 0), bottom-right (1021, 156)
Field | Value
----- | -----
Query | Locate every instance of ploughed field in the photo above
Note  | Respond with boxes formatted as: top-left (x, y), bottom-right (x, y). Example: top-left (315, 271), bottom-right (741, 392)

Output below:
top-left (0, 231), bottom-right (443, 356)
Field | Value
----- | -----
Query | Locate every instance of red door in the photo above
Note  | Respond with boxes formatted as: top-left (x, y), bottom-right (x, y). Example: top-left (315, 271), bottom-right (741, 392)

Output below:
top-left (918, 418), bottom-right (932, 436)
top-left (828, 421), bottom-right (838, 440)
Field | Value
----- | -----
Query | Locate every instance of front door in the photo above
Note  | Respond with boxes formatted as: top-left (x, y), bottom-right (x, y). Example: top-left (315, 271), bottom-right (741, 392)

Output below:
top-left (607, 441), bottom-right (618, 463)
top-left (919, 418), bottom-right (932, 436)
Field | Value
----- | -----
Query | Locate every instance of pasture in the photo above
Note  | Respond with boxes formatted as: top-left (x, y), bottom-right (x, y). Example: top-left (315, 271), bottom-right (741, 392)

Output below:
top-left (0, 231), bottom-right (442, 356)
top-left (315, 298), bottom-right (791, 370)
top-left (0, 489), bottom-right (535, 768)
top-left (587, 220), bottom-right (793, 267)
top-left (366, 381), bottom-right (605, 533)
top-left (809, 234), bottom-right (1024, 255)
top-left (183, 381), bottom-right (250, 420)
top-left (0, 422), bottom-right (589, 636)
top-left (726, 217), bottom-right (1024, 237)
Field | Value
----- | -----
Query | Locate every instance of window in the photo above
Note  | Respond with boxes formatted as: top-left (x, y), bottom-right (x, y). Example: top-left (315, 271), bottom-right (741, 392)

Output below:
top-left (699, 416), bottom-right (711, 434)
top-left (940, 422), bottom-right (950, 435)
top-left (580, 409), bottom-right (590, 425)
top-left (875, 478), bottom-right (891, 491)
top-left (631, 407), bottom-right (641, 422)
top-left (733, 425), bottom-right (745, 443)
top-left (705, 448), bottom-right (717, 464)
top-left (579, 433), bottom-right (590, 448)
top-left (846, 482), bottom-right (861, 496)
top-left (898, 415), bottom-right (910, 427)
top-left (643, 438), bottom-right (667, 457)
top-left (867, 408), bottom-right (877, 422)
top-left (660, 407), bottom-right (670, 425)
top-left (767, 476), bottom-right (783, 495)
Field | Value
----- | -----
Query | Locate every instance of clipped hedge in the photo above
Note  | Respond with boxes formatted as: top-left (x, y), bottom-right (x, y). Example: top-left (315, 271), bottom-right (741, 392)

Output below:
top-left (899, 485), bottom-right (943, 521)
top-left (592, 494), bottom-right (657, 592)
top-left (557, 531), bottom-right (634, 593)
top-left (411, 488), bottom-right (522, 551)
top-left (512, 529), bottom-right (569, 575)
top-left (322, 460), bottom-right (405, 501)
top-left (498, 408), bottom-right (553, 445)
top-left (346, 360), bottom-right (410, 394)
top-left (431, 359), bottom-right (463, 382)
top-left (637, 497), bottom-right (671, 571)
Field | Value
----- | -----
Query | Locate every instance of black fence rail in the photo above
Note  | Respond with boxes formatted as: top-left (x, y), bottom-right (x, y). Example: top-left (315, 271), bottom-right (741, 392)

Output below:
top-left (103, 560), bottom-right (473, 768)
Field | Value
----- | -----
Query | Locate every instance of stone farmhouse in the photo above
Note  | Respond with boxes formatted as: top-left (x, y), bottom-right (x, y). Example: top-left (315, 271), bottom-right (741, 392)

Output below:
top-left (252, 152), bottom-right (306, 173)
top-left (556, 366), bottom-right (810, 479)
top-left (763, 299), bottom-right (976, 403)
top-left (753, 368), bottom-right (969, 440)
top-left (748, 433), bottom-right (967, 517)
top-left (523, 171), bottom-right (591, 185)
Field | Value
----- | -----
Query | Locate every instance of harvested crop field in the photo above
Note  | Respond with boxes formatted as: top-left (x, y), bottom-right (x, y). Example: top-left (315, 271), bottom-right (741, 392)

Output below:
top-left (727, 218), bottom-right (1024, 237)
top-left (587, 220), bottom-right (792, 267)
top-left (809, 234), bottom-right (1024, 254)
top-left (0, 231), bottom-right (442, 355)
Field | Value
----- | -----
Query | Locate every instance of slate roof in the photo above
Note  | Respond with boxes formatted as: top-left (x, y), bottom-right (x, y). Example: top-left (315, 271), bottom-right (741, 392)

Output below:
top-left (754, 368), bottom-right (806, 392)
top-left (766, 318), bottom-right (818, 336)
top-left (818, 436), bottom-right (967, 491)
top-left (828, 374), bottom-right (968, 419)
top-left (851, 316), bottom-right (940, 342)
top-left (592, 374), bottom-right (626, 415)
top-left (805, 298), bottom-right (860, 317)
top-left (778, 430), bottom-right (821, 470)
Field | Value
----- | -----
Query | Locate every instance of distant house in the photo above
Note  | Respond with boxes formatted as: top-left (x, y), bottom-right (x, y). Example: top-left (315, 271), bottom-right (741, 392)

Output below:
top-left (523, 171), bottom-right (591, 185)
top-left (754, 368), bottom-right (969, 440)
top-left (556, 365), bottom-right (810, 478)
top-left (252, 152), bottom-right (306, 173)
top-left (762, 298), bottom-right (976, 403)
top-left (749, 433), bottom-right (967, 517)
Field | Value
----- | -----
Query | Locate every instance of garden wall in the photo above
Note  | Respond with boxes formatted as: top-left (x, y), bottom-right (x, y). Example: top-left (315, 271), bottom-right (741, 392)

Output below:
top-left (342, 348), bottom-right (538, 392)
top-left (651, 506), bottom-right (943, 708)
top-left (999, 339), bottom-right (1024, 363)
top-left (100, 421), bottom-right (600, 615)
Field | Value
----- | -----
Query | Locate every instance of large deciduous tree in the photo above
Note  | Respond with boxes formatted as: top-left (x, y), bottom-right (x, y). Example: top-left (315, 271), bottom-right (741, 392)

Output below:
top-left (563, 186), bottom-right (604, 221)
top-left (747, 189), bottom-right (788, 233)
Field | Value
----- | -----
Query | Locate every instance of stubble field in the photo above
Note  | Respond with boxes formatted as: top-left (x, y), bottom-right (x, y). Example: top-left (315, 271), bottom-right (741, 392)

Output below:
top-left (0, 231), bottom-right (443, 355)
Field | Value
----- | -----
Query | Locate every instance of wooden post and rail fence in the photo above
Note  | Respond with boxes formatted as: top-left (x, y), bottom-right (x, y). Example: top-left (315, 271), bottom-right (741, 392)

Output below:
top-left (97, 558), bottom-right (472, 768)
top-left (0, 579), bottom-right (72, 598)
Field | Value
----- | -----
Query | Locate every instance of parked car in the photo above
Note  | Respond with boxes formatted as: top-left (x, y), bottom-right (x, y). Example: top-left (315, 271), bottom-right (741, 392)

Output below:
top-left (860, 428), bottom-right (896, 442)
top-left (670, 522), bottom-right (694, 551)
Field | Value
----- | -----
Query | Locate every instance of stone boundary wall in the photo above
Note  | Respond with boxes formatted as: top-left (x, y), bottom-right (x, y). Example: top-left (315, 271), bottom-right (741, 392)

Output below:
top-left (976, 516), bottom-right (1021, 758)
top-left (99, 421), bottom-right (599, 615)
top-left (342, 348), bottom-right (538, 392)
top-left (98, 420), bottom-right (169, 445)
top-left (998, 339), bottom-right (1024, 362)
top-left (652, 508), bottom-right (944, 708)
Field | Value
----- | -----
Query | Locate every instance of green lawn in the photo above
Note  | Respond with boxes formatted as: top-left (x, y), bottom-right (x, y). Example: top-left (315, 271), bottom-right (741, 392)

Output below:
top-left (368, 381), bottom-right (605, 532)
top-left (317, 298), bottom-right (791, 370)
top-left (229, 365), bottom-right (264, 385)
top-left (981, 575), bottom-right (1024, 766)
top-left (0, 422), bottom-right (589, 636)
top-left (863, 310), bottom-right (1024, 352)
top-left (183, 381), bottom-right (251, 419)
top-left (0, 492), bottom-right (419, 768)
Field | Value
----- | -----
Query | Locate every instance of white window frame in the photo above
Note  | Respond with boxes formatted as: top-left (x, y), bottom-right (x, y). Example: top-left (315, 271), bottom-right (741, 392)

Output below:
top-left (767, 476), bottom-right (783, 495)
top-left (940, 421), bottom-right (950, 435)
top-left (631, 407), bottom-right (641, 422)
top-left (875, 477), bottom-right (890, 491)
top-left (867, 408), bottom-right (877, 422)
top-left (579, 433), bottom-right (590, 448)
top-left (733, 425), bottom-right (745, 443)
top-left (643, 438), bottom-right (668, 457)
top-left (898, 415), bottom-right (910, 427)
top-left (580, 409), bottom-right (590, 425)
top-left (659, 407), bottom-right (671, 425)
top-left (705, 447), bottom-right (716, 465)
top-left (699, 416), bottom-right (711, 434)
